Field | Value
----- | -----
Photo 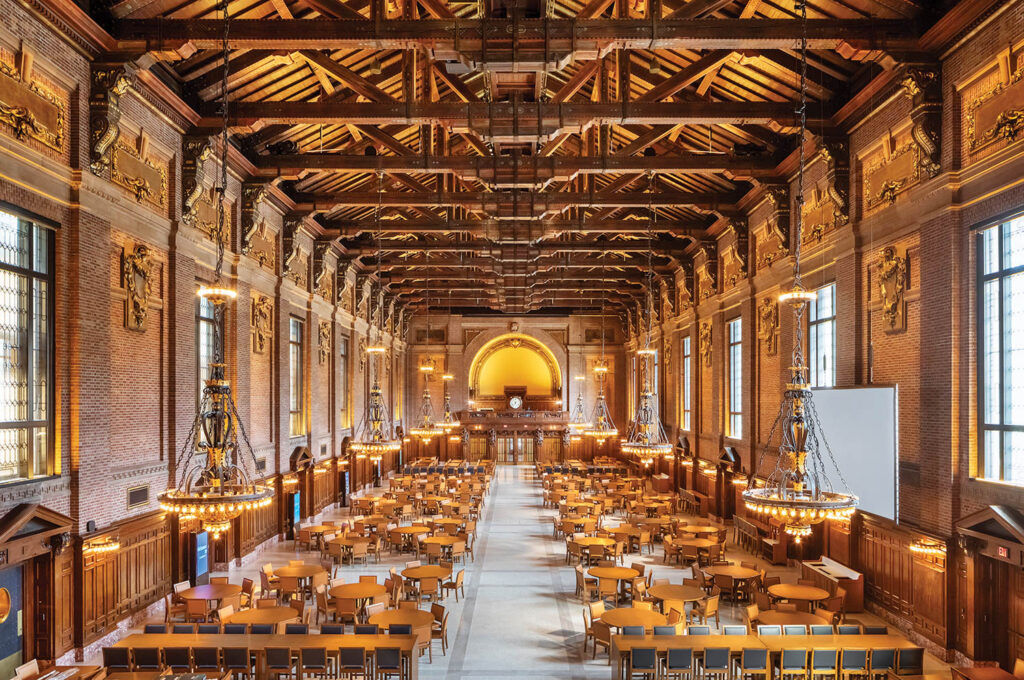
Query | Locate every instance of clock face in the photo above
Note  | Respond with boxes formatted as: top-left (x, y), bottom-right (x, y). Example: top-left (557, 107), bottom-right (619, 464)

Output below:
top-left (508, 396), bottom-right (523, 410)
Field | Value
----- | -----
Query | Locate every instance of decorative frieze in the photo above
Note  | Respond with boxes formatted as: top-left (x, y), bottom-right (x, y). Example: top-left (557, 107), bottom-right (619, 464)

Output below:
top-left (111, 130), bottom-right (167, 210)
top-left (863, 129), bottom-right (921, 212)
top-left (966, 51), bottom-right (1024, 152)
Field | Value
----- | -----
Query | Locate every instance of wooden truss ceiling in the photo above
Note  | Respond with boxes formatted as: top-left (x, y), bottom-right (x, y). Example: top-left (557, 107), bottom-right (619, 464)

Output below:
top-left (102, 0), bottom-right (934, 314)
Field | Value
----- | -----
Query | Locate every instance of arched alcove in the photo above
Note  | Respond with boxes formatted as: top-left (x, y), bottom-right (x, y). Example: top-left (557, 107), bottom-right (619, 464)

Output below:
top-left (468, 333), bottom-right (563, 408)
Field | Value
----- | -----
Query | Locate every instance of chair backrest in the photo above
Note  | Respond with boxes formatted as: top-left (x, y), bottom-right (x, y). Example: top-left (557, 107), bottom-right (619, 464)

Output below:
top-left (338, 646), bottom-right (366, 669)
top-left (862, 625), bottom-right (888, 635)
top-left (360, 575), bottom-right (378, 584)
top-left (783, 625), bottom-right (807, 635)
top-left (704, 648), bottom-right (730, 670)
top-left (810, 625), bottom-right (834, 635)
top-left (781, 649), bottom-right (807, 669)
top-left (812, 648), bottom-right (838, 669)
top-left (375, 647), bottom-right (403, 670)
top-left (15, 660), bottom-right (40, 680)
top-left (837, 624), bottom-right (861, 635)
top-left (143, 624), bottom-right (167, 633)
top-left (756, 624), bottom-right (782, 635)
top-left (163, 647), bottom-right (192, 671)
top-left (653, 626), bottom-right (678, 636)
top-left (250, 623), bottom-right (275, 634)
top-left (897, 647), bottom-right (924, 672)
top-left (630, 647), bottom-right (658, 671)
top-left (686, 625), bottom-right (710, 635)
top-left (130, 647), bottom-right (162, 670)
top-left (841, 649), bottom-right (868, 670)
top-left (197, 623), bottom-right (220, 634)
top-left (300, 647), bottom-right (328, 668)
top-left (354, 624), bottom-right (379, 634)
top-left (723, 625), bottom-right (748, 635)
top-left (256, 597), bottom-right (278, 609)
top-left (321, 623), bottom-right (345, 634)
top-left (666, 648), bottom-right (693, 669)
top-left (210, 576), bottom-right (229, 585)
top-left (622, 625), bottom-right (646, 636)
top-left (869, 649), bottom-right (896, 671)
top-left (223, 623), bottom-right (247, 634)
top-left (285, 623), bottom-right (310, 634)
top-left (265, 647), bottom-right (293, 670)
top-left (191, 646), bottom-right (220, 669)
top-left (742, 648), bottom-right (769, 670)
top-left (389, 623), bottom-right (413, 635)
top-left (172, 624), bottom-right (195, 634)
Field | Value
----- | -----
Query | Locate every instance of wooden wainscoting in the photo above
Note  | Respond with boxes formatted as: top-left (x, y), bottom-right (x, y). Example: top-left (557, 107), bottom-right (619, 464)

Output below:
top-left (854, 515), bottom-right (949, 646)
top-left (238, 489), bottom-right (280, 556)
top-left (77, 511), bottom-right (172, 646)
top-left (312, 465), bottom-right (334, 514)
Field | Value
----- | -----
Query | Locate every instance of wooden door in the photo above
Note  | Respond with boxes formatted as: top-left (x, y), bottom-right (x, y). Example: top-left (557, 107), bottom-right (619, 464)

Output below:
top-left (976, 556), bottom-right (1011, 667)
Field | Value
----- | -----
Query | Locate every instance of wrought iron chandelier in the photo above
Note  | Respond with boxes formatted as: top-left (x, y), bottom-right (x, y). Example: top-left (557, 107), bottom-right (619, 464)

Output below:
top-left (439, 288), bottom-right (460, 434)
top-left (351, 171), bottom-right (402, 462)
top-left (742, 0), bottom-right (857, 541)
top-left (158, 0), bottom-right (273, 539)
top-left (622, 176), bottom-right (673, 466)
top-left (410, 358), bottom-right (444, 442)
top-left (584, 253), bottom-right (617, 444)
top-left (569, 375), bottom-right (590, 441)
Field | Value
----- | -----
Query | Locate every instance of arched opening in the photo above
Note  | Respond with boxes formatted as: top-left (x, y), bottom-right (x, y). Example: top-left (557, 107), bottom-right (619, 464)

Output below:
top-left (468, 333), bottom-right (562, 410)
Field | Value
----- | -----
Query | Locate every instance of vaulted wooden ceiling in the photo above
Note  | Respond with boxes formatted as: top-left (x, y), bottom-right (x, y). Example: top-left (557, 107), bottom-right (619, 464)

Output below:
top-left (101, 0), bottom-right (938, 315)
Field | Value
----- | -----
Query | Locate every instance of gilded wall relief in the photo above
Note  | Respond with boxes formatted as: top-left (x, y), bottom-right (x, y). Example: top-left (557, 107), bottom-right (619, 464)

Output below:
top-left (356, 277), bottom-right (372, 321)
top-left (111, 131), bottom-right (167, 210)
top-left (698, 321), bottom-right (712, 367)
top-left (181, 135), bottom-right (214, 228)
top-left (283, 221), bottom-right (309, 290)
top-left (802, 143), bottom-right (849, 243)
top-left (242, 185), bottom-right (276, 271)
top-left (186, 186), bottom-right (228, 243)
top-left (696, 243), bottom-right (717, 301)
top-left (757, 297), bottom-right (779, 356)
top-left (0, 47), bottom-right (65, 152)
top-left (720, 221), bottom-right (748, 290)
top-left (89, 63), bottom-right (135, 176)
top-left (318, 321), bottom-right (332, 365)
top-left (877, 245), bottom-right (908, 333)
top-left (677, 264), bottom-right (694, 312)
top-left (862, 129), bottom-right (921, 213)
top-left (121, 244), bottom-right (153, 331)
top-left (659, 277), bottom-right (674, 319)
top-left (966, 51), bottom-right (1024, 152)
top-left (899, 64), bottom-right (942, 177)
top-left (251, 294), bottom-right (273, 354)
top-left (313, 243), bottom-right (335, 302)
top-left (338, 262), bottom-right (354, 314)
top-left (755, 185), bottom-right (790, 269)
top-left (358, 338), bottom-right (367, 373)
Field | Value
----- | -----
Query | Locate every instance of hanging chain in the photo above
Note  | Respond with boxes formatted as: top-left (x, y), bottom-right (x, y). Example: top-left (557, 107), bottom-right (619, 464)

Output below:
top-left (790, 0), bottom-right (809, 371)
top-left (215, 0), bottom-right (230, 287)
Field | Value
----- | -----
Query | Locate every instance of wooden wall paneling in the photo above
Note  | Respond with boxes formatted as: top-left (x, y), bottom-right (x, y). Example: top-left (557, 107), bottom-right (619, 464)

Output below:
top-left (239, 485), bottom-right (280, 556)
top-left (312, 464), bottom-right (333, 513)
top-left (54, 549), bottom-right (74, 656)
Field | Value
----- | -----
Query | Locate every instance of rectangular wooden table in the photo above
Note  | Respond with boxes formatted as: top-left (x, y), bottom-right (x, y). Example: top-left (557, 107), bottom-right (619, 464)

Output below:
top-left (953, 667), bottom-right (1016, 680)
top-left (23, 666), bottom-right (104, 680)
top-left (757, 634), bottom-right (921, 652)
top-left (115, 632), bottom-right (419, 680)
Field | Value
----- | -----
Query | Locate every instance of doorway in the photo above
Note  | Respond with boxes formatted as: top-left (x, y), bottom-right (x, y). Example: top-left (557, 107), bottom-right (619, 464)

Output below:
top-left (496, 436), bottom-right (535, 464)
top-left (975, 555), bottom-right (1024, 669)
top-left (0, 565), bottom-right (23, 680)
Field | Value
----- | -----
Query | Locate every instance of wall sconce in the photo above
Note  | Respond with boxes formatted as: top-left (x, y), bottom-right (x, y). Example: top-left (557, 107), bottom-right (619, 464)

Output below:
top-left (909, 539), bottom-right (946, 556)
top-left (84, 538), bottom-right (120, 554)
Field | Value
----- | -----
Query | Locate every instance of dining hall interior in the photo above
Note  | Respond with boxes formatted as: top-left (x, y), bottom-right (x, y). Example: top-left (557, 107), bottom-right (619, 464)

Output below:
top-left (3, 0), bottom-right (1024, 679)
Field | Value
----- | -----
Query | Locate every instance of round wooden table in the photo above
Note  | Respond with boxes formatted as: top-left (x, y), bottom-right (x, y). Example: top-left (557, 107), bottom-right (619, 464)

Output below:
top-left (179, 584), bottom-right (242, 600)
top-left (600, 608), bottom-right (668, 630)
top-left (329, 583), bottom-right (387, 601)
top-left (588, 566), bottom-right (640, 581)
top-left (768, 584), bottom-right (831, 603)
top-left (402, 565), bottom-right (451, 580)
top-left (330, 536), bottom-right (369, 548)
top-left (227, 606), bottom-right (298, 625)
top-left (431, 518), bottom-right (464, 528)
top-left (392, 526), bottom-right (431, 536)
top-left (683, 525), bottom-right (722, 536)
top-left (572, 537), bottom-right (615, 548)
top-left (420, 535), bottom-right (459, 546)
top-left (704, 565), bottom-right (760, 581)
top-left (756, 610), bottom-right (829, 627)
top-left (303, 524), bottom-right (337, 535)
top-left (646, 584), bottom-right (705, 603)
top-left (368, 609), bottom-right (435, 630)
top-left (676, 538), bottom-right (718, 549)
top-left (607, 526), bottom-right (642, 538)
top-left (274, 564), bottom-right (326, 579)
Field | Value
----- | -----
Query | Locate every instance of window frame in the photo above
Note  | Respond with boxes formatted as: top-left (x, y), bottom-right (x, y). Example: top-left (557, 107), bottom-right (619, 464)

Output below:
top-left (808, 282), bottom-right (837, 388)
top-left (0, 208), bottom-right (55, 483)
top-left (338, 335), bottom-right (349, 429)
top-left (977, 217), bottom-right (1024, 483)
top-left (727, 317), bottom-right (743, 439)
top-left (289, 316), bottom-right (306, 437)
top-left (681, 335), bottom-right (692, 431)
top-left (195, 293), bottom-right (224, 409)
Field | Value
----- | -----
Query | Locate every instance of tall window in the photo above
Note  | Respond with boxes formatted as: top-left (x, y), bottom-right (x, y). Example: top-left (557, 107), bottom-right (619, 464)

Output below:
top-left (681, 336), bottom-right (692, 430)
top-left (289, 318), bottom-right (305, 437)
top-left (808, 283), bottom-right (836, 387)
top-left (979, 217), bottom-right (1024, 482)
top-left (727, 318), bottom-right (743, 438)
top-left (339, 335), bottom-right (349, 429)
top-left (0, 209), bottom-right (52, 482)
top-left (196, 295), bottom-right (223, 405)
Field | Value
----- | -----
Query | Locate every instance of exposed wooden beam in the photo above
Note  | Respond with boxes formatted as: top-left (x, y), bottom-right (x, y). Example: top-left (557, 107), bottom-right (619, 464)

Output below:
top-left (637, 50), bottom-right (733, 101)
top-left (550, 60), bottom-right (601, 103)
top-left (299, 50), bottom-right (395, 102)
top-left (667, 0), bottom-right (734, 19)
top-left (431, 62), bottom-right (480, 103)
top-left (327, 217), bottom-right (708, 235)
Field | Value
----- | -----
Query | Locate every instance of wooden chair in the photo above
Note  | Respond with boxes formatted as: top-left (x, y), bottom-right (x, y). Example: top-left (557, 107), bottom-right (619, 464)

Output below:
top-left (419, 576), bottom-right (440, 603)
top-left (185, 597), bottom-right (213, 623)
top-left (14, 660), bottom-right (40, 680)
top-left (663, 648), bottom-right (695, 680)
top-left (164, 593), bottom-right (187, 623)
top-left (265, 647), bottom-right (296, 680)
top-left (698, 647), bottom-right (731, 680)
top-left (810, 648), bottom-right (839, 680)
top-left (299, 647), bottom-right (329, 679)
top-left (210, 576), bottom-right (230, 585)
top-left (628, 647), bottom-right (659, 680)
top-left (779, 650), bottom-right (809, 680)
top-left (839, 649), bottom-right (869, 680)
top-left (733, 648), bottom-right (770, 680)
top-left (442, 569), bottom-right (465, 602)
top-left (591, 620), bottom-right (613, 662)
top-left (690, 595), bottom-right (720, 628)
top-left (598, 578), bottom-right (619, 607)
top-left (432, 604), bottom-right (449, 656)
top-left (278, 576), bottom-right (302, 603)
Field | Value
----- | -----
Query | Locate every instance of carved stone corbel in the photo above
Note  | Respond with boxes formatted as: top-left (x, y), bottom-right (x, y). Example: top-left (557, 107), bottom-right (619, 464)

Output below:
top-left (759, 183), bottom-right (790, 267)
top-left (358, 337), bottom-right (367, 373)
top-left (900, 64), bottom-right (942, 178)
top-left (241, 184), bottom-right (269, 254)
top-left (338, 260), bottom-right (354, 313)
top-left (722, 219), bottom-right (749, 288)
top-left (313, 242), bottom-right (334, 301)
top-left (181, 135), bottom-right (214, 226)
top-left (658, 276), bottom-right (675, 318)
top-left (677, 262), bottom-right (694, 312)
top-left (89, 63), bottom-right (135, 176)
top-left (356, 275), bottom-right (372, 320)
top-left (696, 242), bottom-right (718, 301)
top-left (819, 139), bottom-right (850, 226)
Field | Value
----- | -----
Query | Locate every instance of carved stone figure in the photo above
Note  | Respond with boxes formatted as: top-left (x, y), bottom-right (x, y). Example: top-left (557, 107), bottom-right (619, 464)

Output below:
top-left (758, 297), bottom-right (779, 356)
top-left (122, 244), bottom-right (152, 331)
top-left (319, 321), bottom-right (332, 365)
top-left (251, 294), bottom-right (273, 354)
top-left (699, 322), bottom-right (712, 367)
top-left (878, 246), bottom-right (908, 332)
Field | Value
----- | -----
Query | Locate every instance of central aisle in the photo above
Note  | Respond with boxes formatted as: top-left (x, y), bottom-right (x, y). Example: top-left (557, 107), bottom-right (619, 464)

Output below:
top-left (425, 464), bottom-right (606, 680)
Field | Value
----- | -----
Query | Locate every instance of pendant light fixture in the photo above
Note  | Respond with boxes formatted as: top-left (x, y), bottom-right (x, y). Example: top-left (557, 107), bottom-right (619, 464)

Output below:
top-left (351, 171), bottom-right (402, 461)
top-left (622, 176), bottom-right (673, 466)
top-left (439, 285), bottom-right (460, 435)
top-left (742, 0), bottom-right (857, 541)
top-left (569, 375), bottom-right (590, 441)
top-left (158, 0), bottom-right (273, 539)
top-left (583, 252), bottom-right (617, 445)
top-left (410, 286), bottom-right (443, 443)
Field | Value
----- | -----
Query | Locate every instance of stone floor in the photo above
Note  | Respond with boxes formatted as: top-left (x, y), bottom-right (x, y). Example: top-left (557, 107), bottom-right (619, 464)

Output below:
top-left (111, 464), bottom-right (951, 680)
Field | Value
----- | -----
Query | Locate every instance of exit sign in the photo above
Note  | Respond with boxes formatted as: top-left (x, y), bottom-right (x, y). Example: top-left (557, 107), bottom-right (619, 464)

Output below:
top-left (997, 546), bottom-right (1009, 559)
